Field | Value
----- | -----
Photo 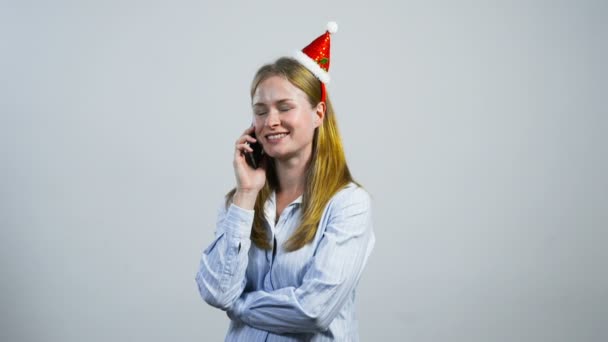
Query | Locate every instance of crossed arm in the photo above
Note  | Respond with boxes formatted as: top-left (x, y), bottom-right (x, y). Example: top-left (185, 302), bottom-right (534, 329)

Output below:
top-left (196, 189), bottom-right (375, 334)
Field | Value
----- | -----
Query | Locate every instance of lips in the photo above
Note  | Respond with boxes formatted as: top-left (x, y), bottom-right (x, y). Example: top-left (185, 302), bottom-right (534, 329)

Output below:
top-left (265, 131), bottom-right (289, 138)
top-left (265, 132), bottom-right (289, 142)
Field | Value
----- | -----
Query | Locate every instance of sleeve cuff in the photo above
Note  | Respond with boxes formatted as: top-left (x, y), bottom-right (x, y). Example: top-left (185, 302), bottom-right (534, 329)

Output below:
top-left (231, 296), bottom-right (246, 319)
top-left (224, 203), bottom-right (255, 239)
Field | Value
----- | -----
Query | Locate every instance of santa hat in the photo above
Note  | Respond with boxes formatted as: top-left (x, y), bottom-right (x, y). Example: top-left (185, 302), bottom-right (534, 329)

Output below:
top-left (293, 21), bottom-right (338, 104)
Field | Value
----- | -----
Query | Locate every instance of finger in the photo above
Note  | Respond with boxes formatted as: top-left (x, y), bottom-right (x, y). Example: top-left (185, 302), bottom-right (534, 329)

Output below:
top-left (236, 143), bottom-right (254, 153)
top-left (235, 135), bottom-right (257, 145)
top-left (242, 125), bottom-right (255, 134)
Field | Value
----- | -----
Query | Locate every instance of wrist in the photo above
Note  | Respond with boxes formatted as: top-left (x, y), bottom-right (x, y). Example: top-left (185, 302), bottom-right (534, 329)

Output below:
top-left (233, 190), bottom-right (258, 210)
top-left (236, 187), bottom-right (259, 194)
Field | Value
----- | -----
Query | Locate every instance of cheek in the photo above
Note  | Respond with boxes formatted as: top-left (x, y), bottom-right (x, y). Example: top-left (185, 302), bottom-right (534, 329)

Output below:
top-left (253, 125), bottom-right (262, 138)
top-left (291, 126), bottom-right (314, 142)
top-left (253, 118), bottom-right (264, 132)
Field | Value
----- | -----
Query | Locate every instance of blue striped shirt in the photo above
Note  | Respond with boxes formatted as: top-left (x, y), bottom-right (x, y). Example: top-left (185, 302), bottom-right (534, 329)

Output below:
top-left (195, 182), bottom-right (375, 341)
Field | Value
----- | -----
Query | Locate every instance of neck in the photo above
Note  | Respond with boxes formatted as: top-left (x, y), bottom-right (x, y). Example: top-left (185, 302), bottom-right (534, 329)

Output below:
top-left (274, 144), bottom-right (312, 196)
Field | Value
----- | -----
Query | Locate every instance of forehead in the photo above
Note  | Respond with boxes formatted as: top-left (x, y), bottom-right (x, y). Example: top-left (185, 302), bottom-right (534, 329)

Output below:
top-left (252, 76), bottom-right (307, 105)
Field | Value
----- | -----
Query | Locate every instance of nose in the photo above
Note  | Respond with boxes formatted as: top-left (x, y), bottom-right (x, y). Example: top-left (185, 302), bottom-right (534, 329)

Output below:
top-left (264, 109), bottom-right (280, 128)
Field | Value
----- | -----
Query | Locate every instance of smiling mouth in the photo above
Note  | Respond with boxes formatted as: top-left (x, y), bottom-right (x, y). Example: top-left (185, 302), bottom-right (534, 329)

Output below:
top-left (266, 132), bottom-right (289, 141)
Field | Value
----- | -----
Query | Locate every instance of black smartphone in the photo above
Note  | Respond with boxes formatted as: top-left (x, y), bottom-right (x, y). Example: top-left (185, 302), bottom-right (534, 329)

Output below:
top-left (245, 132), bottom-right (264, 169)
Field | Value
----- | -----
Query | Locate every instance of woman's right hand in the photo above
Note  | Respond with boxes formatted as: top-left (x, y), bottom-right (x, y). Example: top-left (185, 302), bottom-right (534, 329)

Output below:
top-left (233, 125), bottom-right (267, 193)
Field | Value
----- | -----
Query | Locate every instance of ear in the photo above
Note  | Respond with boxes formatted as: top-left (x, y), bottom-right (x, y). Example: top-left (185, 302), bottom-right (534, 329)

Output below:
top-left (313, 102), bottom-right (326, 128)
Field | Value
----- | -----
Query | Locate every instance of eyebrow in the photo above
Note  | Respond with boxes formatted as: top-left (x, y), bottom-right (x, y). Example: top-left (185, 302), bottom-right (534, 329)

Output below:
top-left (252, 98), bottom-right (295, 107)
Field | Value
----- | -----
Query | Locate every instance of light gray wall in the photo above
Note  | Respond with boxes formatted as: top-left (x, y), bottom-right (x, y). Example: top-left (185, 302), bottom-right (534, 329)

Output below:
top-left (1, 1), bottom-right (606, 341)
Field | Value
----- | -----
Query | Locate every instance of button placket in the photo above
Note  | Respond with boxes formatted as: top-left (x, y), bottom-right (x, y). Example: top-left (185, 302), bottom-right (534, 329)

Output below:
top-left (266, 206), bottom-right (291, 290)
top-left (275, 205), bottom-right (295, 231)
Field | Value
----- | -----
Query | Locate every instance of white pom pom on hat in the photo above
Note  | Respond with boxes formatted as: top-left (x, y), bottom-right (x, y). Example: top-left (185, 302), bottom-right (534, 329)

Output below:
top-left (327, 21), bottom-right (338, 34)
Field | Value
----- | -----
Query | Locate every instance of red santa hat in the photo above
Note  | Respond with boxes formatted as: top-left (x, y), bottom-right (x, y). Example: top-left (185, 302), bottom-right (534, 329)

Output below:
top-left (293, 21), bottom-right (338, 104)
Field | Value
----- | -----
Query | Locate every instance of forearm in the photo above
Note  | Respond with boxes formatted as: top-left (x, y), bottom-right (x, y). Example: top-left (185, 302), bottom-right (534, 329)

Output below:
top-left (230, 287), bottom-right (332, 334)
top-left (195, 203), bottom-right (254, 310)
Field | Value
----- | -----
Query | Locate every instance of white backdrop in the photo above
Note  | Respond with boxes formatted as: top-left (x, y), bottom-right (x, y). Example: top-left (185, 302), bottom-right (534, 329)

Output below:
top-left (1, 0), bottom-right (606, 341)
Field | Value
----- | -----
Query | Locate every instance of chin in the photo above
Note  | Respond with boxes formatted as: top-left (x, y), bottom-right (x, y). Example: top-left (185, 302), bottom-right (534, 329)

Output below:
top-left (265, 150), bottom-right (287, 160)
top-left (272, 151), bottom-right (305, 163)
top-left (263, 146), bottom-right (284, 156)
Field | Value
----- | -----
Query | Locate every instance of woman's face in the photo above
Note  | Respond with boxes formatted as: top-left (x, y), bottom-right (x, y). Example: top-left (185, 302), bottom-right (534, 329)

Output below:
top-left (252, 76), bottom-right (323, 162)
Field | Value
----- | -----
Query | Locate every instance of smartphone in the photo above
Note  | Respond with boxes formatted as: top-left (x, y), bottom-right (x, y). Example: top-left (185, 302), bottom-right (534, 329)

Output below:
top-left (245, 132), bottom-right (264, 169)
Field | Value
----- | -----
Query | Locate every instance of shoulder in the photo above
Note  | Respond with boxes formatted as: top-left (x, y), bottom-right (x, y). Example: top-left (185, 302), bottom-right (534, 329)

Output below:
top-left (333, 181), bottom-right (371, 202)
top-left (327, 182), bottom-right (372, 214)
top-left (321, 182), bottom-right (373, 236)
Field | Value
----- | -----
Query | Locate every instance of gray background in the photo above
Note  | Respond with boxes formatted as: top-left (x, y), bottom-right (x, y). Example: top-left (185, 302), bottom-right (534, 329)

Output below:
top-left (1, 0), bottom-right (606, 341)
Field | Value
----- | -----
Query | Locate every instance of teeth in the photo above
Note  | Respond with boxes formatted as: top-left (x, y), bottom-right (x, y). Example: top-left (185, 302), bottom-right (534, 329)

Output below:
top-left (268, 133), bottom-right (288, 140)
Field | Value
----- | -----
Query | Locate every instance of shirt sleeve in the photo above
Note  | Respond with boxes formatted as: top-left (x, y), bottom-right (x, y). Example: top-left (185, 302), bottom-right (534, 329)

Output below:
top-left (228, 187), bottom-right (375, 334)
top-left (195, 198), bottom-right (255, 310)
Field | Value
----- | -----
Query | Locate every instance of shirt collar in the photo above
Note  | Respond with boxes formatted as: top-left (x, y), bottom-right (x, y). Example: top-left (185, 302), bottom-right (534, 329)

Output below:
top-left (268, 189), bottom-right (303, 206)
top-left (264, 189), bottom-right (302, 220)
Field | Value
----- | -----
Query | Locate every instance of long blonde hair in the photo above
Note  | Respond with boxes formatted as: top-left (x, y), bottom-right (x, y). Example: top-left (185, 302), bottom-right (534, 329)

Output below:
top-left (225, 57), bottom-right (361, 251)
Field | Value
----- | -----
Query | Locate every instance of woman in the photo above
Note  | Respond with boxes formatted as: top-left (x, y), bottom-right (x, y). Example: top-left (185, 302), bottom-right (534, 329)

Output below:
top-left (195, 22), bottom-right (375, 341)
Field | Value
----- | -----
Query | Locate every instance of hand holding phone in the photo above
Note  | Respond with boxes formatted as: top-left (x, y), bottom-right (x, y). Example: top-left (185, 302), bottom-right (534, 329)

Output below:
top-left (244, 132), bottom-right (264, 169)
top-left (234, 125), bottom-right (267, 194)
